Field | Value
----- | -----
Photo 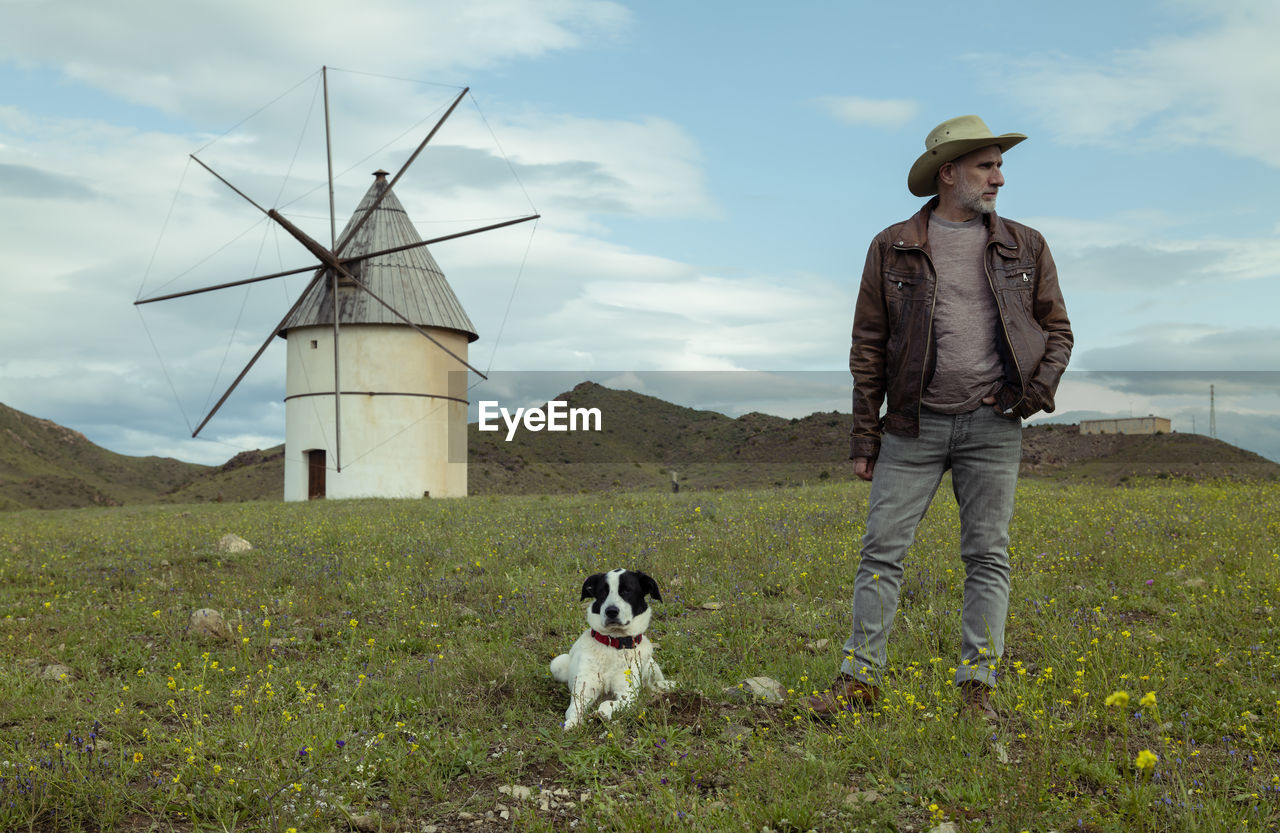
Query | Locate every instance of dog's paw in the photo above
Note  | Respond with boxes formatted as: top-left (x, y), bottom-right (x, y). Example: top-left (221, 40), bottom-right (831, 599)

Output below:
top-left (595, 700), bottom-right (618, 720)
top-left (653, 679), bottom-right (677, 692)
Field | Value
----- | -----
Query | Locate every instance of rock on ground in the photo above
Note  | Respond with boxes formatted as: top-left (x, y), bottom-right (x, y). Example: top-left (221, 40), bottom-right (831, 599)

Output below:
top-left (188, 608), bottom-right (233, 641)
top-left (40, 663), bottom-right (74, 681)
top-left (217, 534), bottom-right (253, 553)
top-left (725, 676), bottom-right (786, 703)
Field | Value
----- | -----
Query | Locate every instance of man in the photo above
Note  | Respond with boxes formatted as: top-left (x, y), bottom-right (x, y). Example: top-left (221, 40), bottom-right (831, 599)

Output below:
top-left (808, 115), bottom-right (1072, 720)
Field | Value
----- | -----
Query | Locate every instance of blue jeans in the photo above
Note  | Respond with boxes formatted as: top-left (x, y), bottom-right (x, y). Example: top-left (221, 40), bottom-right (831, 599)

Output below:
top-left (840, 406), bottom-right (1021, 688)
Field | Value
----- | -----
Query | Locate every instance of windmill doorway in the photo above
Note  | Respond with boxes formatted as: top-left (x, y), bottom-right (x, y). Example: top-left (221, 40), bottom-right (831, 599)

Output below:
top-left (306, 449), bottom-right (326, 500)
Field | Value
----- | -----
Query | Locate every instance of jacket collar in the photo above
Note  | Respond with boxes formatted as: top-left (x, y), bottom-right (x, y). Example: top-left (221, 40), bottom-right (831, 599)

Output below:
top-left (896, 198), bottom-right (1018, 253)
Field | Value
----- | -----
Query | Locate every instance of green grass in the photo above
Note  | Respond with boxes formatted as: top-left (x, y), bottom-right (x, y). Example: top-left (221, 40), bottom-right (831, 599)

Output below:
top-left (0, 479), bottom-right (1277, 832)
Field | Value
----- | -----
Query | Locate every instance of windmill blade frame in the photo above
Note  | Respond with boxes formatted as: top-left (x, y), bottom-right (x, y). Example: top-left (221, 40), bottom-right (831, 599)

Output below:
top-left (137, 68), bottom-right (537, 499)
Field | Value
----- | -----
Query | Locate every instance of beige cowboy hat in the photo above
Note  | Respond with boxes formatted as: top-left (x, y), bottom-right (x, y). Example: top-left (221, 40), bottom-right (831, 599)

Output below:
top-left (907, 115), bottom-right (1026, 197)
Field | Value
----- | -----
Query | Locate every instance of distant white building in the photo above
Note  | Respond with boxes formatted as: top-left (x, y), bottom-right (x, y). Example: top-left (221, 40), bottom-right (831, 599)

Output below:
top-left (1079, 416), bottom-right (1172, 436)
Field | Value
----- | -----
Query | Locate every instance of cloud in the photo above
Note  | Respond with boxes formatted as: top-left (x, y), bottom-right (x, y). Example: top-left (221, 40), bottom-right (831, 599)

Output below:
top-left (1057, 370), bottom-right (1280, 399)
top-left (0, 162), bottom-right (97, 200)
top-left (1003, 2), bottom-right (1280, 167)
top-left (472, 237), bottom-right (850, 373)
top-left (814, 96), bottom-right (919, 128)
top-left (1077, 328), bottom-right (1280, 372)
top-left (1040, 234), bottom-right (1280, 292)
top-left (128, 88), bottom-right (714, 269)
top-left (0, 0), bottom-right (630, 122)
top-left (479, 113), bottom-right (714, 224)
top-left (479, 264), bottom-right (849, 373)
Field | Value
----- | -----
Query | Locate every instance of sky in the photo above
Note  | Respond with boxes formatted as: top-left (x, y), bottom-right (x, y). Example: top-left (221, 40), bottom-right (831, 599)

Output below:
top-left (2, 0), bottom-right (1279, 466)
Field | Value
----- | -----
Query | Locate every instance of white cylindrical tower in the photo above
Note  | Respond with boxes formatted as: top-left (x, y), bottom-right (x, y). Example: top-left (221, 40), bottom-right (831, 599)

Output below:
top-left (279, 171), bottom-right (478, 501)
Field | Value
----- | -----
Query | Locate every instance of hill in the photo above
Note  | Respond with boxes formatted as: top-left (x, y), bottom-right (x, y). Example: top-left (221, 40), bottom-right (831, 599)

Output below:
top-left (468, 382), bottom-right (852, 494)
top-left (2, 385), bottom-right (1277, 509)
top-left (161, 446), bottom-right (285, 504)
top-left (1020, 421), bottom-right (1280, 484)
top-left (0, 402), bottom-right (210, 511)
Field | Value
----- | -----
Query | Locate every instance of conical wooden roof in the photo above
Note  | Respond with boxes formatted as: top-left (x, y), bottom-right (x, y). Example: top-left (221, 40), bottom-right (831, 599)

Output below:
top-left (278, 171), bottom-right (478, 342)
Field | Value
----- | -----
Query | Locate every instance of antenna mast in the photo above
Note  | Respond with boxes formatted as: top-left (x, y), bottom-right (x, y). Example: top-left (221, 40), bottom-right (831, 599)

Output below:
top-left (1209, 384), bottom-right (1216, 439)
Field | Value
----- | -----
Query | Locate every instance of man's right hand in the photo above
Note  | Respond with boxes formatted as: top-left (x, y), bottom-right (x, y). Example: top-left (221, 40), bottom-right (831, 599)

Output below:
top-left (853, 457), bottom-right (875, 482)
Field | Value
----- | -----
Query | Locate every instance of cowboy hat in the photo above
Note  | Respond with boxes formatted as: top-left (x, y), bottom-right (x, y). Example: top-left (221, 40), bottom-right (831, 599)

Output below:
top-left (907, 115), bottom-right (1026, 197)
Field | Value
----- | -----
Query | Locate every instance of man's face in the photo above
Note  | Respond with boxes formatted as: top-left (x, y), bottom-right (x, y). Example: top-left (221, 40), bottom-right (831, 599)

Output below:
top-left (947, 145), bottom-right (1005, 215)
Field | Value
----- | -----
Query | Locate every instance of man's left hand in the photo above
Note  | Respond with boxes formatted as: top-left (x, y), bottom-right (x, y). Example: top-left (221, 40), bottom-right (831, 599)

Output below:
top-left (981, 394), bottom-right (1015, 417)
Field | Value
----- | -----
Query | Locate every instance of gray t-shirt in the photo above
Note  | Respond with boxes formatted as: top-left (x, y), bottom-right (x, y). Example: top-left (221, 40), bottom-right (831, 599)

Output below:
top-left (921, 215), bottom-right (1002, 413)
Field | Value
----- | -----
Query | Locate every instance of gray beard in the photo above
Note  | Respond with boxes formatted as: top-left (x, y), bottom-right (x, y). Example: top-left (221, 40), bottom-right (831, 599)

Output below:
top-left (956, 181), bottom-right (996, 215)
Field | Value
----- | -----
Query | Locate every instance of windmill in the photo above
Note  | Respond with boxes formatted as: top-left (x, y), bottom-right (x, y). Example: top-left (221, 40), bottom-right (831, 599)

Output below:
top-left (135, 68), bottom-right (538, 500)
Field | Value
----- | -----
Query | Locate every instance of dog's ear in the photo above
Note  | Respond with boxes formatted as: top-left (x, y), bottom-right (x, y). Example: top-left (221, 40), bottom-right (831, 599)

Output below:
top-left (580, 573), bottom-right (605, 601)
top-left (635, 571), bottom-right (662, 602)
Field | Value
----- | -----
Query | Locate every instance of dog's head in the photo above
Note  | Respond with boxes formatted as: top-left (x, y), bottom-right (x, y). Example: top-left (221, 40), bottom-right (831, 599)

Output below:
top-left (581, 568), bottom-right (662, 636)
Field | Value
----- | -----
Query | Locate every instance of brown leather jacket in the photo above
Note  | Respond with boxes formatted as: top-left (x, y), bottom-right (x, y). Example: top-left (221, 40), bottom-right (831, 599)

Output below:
top-left (850, 200), bottom-right (1073, 460)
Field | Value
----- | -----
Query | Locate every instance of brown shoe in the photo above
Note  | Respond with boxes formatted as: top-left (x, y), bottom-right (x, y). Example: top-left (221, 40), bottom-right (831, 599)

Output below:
top-left (805, 674), bottom-right (879, 718)
top-left (959, 680), bottom-right (998, 720)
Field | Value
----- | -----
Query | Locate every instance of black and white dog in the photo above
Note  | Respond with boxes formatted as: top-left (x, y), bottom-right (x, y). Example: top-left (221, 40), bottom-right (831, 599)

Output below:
top-left (550, 569), bottom-right (674, 729)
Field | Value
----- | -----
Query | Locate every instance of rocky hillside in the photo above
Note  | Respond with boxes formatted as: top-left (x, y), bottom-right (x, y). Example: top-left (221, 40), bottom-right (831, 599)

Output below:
top-left (0, 402), bottom-right (210, 510)
top-left (1020, 421), bottom-right (1279, 484)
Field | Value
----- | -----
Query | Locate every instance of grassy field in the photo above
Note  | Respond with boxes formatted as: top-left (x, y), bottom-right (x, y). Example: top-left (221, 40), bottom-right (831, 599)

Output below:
top-left (0, 478), bottom-right (1276, 832)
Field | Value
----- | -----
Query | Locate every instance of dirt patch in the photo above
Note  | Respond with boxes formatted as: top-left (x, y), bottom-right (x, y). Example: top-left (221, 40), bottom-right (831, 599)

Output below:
top-left (657, 690), bottom-right (714, 729)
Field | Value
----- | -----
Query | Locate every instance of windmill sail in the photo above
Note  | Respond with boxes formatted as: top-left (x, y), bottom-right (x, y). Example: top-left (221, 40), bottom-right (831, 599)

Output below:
top-left (136, 73), bottom-right (537, 501)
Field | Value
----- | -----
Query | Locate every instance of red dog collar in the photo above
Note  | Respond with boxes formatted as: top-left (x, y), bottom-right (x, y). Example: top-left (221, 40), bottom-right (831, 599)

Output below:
top-left (591, 629), bottom-right (642, 650)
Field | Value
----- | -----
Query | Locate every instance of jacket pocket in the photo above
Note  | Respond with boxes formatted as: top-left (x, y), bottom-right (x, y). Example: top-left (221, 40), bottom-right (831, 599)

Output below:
top-left (993, 262), bottom-right (1034, 287)
top-left (884, 270), bottom-right (929, 296)
top-left (993, 262), bottom-right (1035, 315)
top-left (883, 270), bottom-right (928, 326)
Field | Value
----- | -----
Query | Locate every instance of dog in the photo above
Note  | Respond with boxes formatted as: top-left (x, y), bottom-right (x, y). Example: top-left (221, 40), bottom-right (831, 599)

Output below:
top-left (550, 568), bottom-right (674, 729)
